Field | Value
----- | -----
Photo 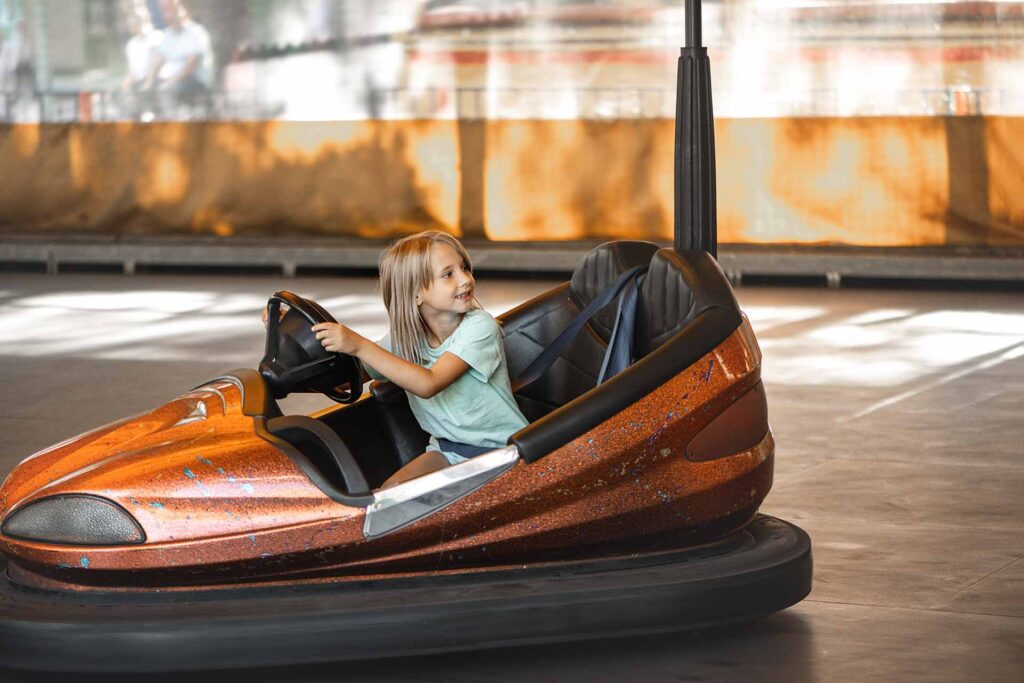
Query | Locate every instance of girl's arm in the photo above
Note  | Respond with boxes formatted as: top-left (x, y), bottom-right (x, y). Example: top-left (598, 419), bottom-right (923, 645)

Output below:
top-left (312, 323), bottom-right (468, 399)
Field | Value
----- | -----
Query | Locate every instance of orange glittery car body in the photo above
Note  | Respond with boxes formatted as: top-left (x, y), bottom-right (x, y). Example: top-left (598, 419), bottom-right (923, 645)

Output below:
top-left (0, 317), bottom-right (770, 593)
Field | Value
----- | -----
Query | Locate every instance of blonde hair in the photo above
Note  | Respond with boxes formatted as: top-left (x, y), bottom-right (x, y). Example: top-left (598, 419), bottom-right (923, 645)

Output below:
top-left (379, 231), bottom-right (478, 364)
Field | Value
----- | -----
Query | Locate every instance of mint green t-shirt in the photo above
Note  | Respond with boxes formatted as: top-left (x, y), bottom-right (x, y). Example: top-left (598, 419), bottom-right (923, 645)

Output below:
top-left (363, 309), bottom-right (529, 464)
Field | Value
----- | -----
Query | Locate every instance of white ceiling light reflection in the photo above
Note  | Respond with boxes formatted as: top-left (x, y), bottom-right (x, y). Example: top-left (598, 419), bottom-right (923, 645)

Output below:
top-left (804, 324), bottom-right (891, 348)
top-left (758, 308), bottom-right (1024, 387)
top-left (744, 305), bottom-right (827, 332)
top-left (842, 309), bottom-right (914, 326)
top-left (905, 311), bottom-right (1024, 336)
top-left (21, 291), bottom-right (218, 313)
top-left (204, 294), bottom-right (275, 315)
top-left (0, 290), bottom-right (389, 362)
top-left (316, 295), bottom-right (387, 317)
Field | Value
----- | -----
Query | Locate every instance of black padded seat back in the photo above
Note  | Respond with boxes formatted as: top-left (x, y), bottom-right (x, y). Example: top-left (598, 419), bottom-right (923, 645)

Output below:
top-left (501, 241), bottom-right (659, 421)
top-left (510, 249), bottom-right (744, 463)
top-left (501, 285), bottom-right (605, 422)
top-left (569, 240), bottom-right (661, 343)
top-left (634, 249), bottom-right (741, 358)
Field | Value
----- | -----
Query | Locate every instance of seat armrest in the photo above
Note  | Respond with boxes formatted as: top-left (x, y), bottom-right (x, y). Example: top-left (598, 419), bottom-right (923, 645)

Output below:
top-left (370, 380), bottom-right (405, 404)
top-left (266, 415), bottom-right (369, 495)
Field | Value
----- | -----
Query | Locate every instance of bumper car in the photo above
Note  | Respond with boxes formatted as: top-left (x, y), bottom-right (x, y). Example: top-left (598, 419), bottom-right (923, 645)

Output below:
top-left (0, 241), bottom-right (810, 672)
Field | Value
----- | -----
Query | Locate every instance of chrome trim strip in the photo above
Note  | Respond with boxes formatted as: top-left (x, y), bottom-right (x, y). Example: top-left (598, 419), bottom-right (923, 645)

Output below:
top-left (363, 446), bottom-right (520, 539)
top-left (182, 385), bottom-right (228, 413)
top-left (171, 398), bottom-right (208, 428)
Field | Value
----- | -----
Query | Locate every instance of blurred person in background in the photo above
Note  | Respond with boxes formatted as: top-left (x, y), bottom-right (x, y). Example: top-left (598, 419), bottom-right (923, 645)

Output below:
top-left (0, 18), bottom-right (32, 107)
top-left (123, 12), bottom-right (157, 92)
top-left (123, 11), bottom-right (157, 118)
top-left (0, 24), bottom-right (7, 111)
top-left (145, 0), bottom-right (213, 111)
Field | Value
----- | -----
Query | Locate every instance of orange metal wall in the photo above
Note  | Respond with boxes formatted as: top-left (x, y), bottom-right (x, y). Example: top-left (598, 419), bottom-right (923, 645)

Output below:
top-left (1, 117), bottom-right (1021, 246)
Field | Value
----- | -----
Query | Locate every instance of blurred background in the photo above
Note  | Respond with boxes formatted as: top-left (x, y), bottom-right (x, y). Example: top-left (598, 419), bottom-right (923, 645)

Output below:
top-left (1, 0), bottom-right (1022, 250)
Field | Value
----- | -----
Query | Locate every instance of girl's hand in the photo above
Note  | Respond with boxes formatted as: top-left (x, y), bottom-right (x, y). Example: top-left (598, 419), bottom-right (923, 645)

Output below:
top-left (311, 322), bottom-right (363, 355)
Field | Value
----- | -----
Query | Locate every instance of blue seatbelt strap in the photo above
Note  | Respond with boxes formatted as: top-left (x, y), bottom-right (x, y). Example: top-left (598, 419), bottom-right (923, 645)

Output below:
top-left (512, 265), bottom-right (647, 392)
top-left (597, 272), bottom-right (640, 383)
top-left (436, 438), bottom-right (492, 459)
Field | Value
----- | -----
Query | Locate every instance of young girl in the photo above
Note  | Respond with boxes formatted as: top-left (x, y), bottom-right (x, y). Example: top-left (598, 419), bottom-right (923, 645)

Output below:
top-left (311, 231), bottom-right (528, 488)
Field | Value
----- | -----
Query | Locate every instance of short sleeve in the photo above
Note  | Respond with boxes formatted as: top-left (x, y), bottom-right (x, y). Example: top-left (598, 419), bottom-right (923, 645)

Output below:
top-left (447, 312), bottom-right (501, 382)
top-left (361, 334), bottom-right (391, 381)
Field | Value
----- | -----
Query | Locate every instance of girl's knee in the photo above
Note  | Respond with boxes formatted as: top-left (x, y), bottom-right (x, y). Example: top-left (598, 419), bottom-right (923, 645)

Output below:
top-left (421, 450), bottom-right (451, 467)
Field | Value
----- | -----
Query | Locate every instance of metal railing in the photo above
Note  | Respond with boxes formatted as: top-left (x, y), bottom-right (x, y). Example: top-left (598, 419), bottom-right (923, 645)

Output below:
top-left (2, 84), bottom-right (1021, 123)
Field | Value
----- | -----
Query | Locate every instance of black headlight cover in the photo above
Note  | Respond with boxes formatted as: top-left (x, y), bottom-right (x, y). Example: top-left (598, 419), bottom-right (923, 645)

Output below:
top-left (2, 495), bottom-right (145, 545)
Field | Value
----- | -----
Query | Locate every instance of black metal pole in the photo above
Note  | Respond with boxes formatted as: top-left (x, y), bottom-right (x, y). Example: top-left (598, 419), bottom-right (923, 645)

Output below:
top-left (674, 0), bottom-right (717, 257)
top-left (685, 0), bottom-right (701, 48)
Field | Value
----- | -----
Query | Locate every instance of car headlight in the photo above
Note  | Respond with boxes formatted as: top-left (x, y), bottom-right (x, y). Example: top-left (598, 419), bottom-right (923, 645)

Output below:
top-left (2, 495), bottom-right (145, 545)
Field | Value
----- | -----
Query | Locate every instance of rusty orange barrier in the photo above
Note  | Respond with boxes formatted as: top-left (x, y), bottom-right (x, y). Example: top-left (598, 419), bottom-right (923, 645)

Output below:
top-left (1, 117), bottom-right (1021, 246)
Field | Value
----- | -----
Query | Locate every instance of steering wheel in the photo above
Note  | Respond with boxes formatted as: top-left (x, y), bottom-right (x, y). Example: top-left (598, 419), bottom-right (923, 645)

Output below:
top-left (258, 291), bottom-right (363, 404)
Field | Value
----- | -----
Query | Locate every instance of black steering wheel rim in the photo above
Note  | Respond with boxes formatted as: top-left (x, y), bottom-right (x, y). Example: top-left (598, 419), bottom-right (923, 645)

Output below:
top-left (261, 291), bottom-right (363, 404)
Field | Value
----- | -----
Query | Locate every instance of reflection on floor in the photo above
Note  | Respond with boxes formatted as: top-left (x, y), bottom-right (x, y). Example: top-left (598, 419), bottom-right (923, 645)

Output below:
top-left (1, 273), bottom-right (1021, 682)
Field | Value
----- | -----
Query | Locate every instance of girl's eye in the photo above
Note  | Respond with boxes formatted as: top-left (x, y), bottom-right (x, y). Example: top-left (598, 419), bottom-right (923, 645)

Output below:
top-left (441, 272), bottom-right (451, 279)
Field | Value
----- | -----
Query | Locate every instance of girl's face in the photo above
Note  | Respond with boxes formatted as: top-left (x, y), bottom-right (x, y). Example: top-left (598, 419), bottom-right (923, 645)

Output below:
top-left (418, 243), bottom-right (475, 317)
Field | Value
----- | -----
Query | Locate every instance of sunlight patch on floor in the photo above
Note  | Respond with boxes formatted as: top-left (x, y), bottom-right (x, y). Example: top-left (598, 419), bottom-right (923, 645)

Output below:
top-left (0, 289), bottom-right (389, 361)
top-left (758, 308), bottom-right (1024, 387)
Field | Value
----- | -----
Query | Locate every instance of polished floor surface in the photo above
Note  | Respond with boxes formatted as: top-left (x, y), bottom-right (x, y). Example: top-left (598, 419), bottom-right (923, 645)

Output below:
top-left (0, 273), bottom-right (1021, 682)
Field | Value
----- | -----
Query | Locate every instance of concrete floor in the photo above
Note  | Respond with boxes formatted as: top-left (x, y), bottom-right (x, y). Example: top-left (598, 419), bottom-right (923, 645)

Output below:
top-left (0, 272), bottom-right (1021, 682)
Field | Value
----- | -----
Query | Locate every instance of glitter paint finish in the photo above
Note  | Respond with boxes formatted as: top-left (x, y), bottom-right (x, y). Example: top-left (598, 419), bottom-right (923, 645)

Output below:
top-left (0, 381), bottom-right (366, 589)
top-left (339, 321), bottom-right (769, 576)
top-left (0, 321), bottom-right (770, 592)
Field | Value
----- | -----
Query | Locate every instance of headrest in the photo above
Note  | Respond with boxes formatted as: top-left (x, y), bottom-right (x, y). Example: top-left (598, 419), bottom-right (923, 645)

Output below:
top-left (569, 240), bottom-right (659, 342)
top-left (634, 249), bottom-right (740, 358)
